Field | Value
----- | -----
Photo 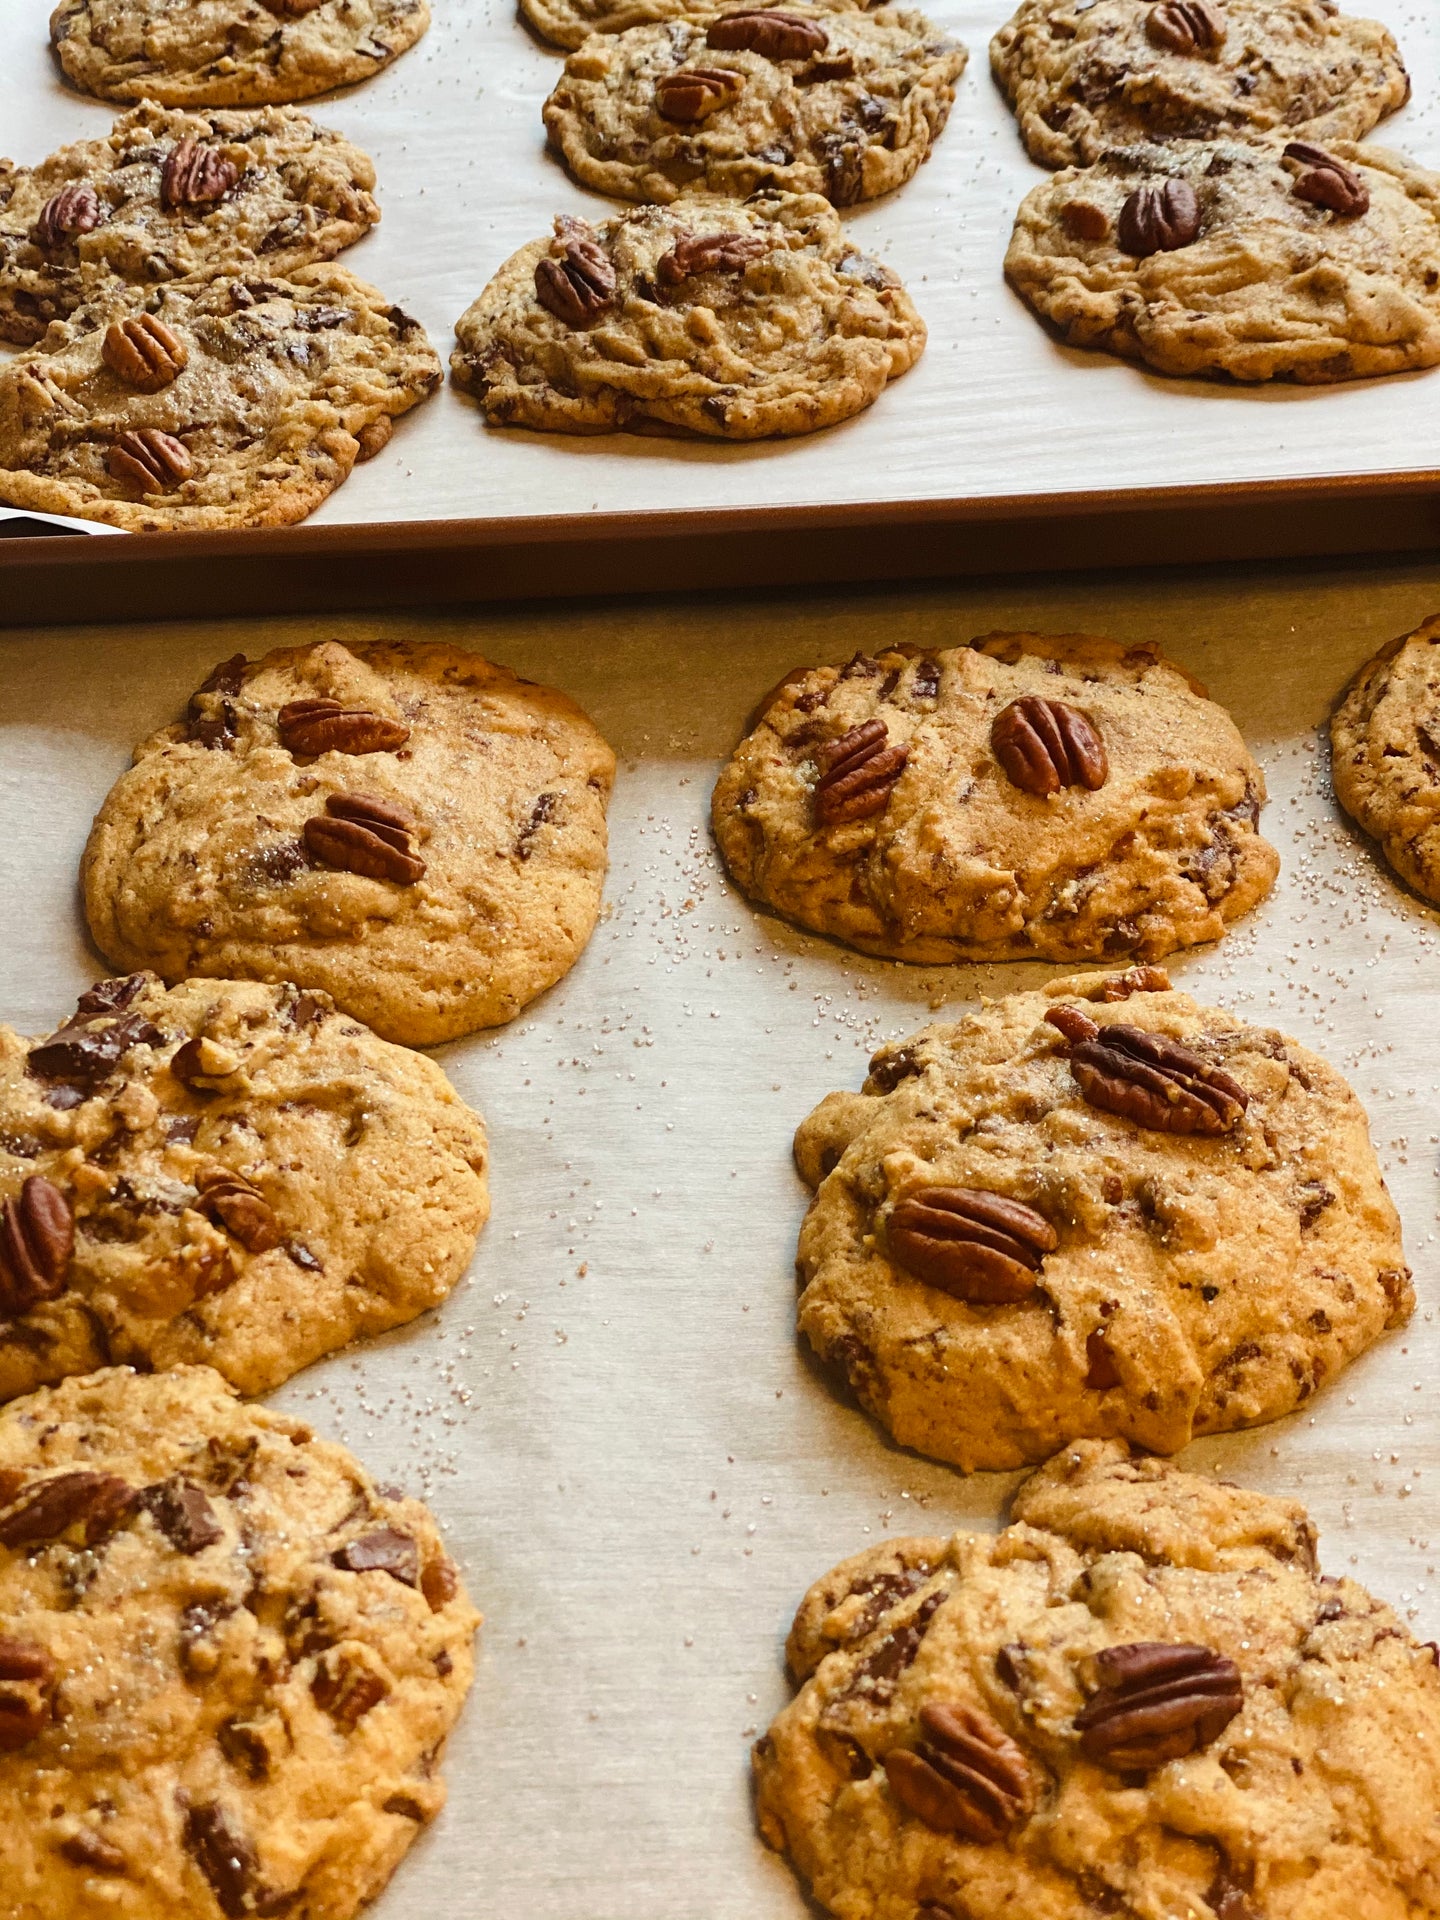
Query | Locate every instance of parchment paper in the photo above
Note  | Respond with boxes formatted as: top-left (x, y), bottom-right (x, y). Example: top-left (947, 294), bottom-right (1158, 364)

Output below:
top-left (3, 565), bottom-right (1440, 1912)
top-left (1, 0), bottom-right (1439, 533)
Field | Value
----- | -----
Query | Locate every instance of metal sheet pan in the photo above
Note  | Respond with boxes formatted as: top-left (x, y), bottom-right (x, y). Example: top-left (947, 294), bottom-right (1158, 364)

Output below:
top-left (2, 0), bottom-right (1439, 546)
top-left (3, 563), bottom-right (1440, 1913)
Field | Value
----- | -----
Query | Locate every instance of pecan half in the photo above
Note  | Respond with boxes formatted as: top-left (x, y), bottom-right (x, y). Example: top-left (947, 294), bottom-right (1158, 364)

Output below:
top-left (1075, 1642), bottom-right (1242, 1768)
top-left (534, 233), bottom-right (616, 327)
top-left (0, 1176), bottom-right (74, 1320)
top-left (160, 137), bottom-right (239, 210)
top-left (303, 793), bottom-right (426, 884)
top-left (140, 1477), bottom-right (223, 1554)
top-left (277, 698), bottom-right (410, 757)
top-left (1284, 141), bottom-right (1369, 217)
top-left (1146, 0), bottom-right (1225, 54)
top-left (102, 314), bottom-right (189, 393)
top-left (195, 1166), bottom-right (281, 1254)
top-left (706, 9), bottom-right (829, 58)
top-left (0, 1470), bottom-right (136, 1549)
top-left (885, 1702), bottom-right (1035, 1841)
top-left (0, 1637), bottom-right (57, 1752)
top-left (33, 182), bottom-right (102, 251)
top-left (333, 1526), bottom-right (420, 1586)
top-left (813, 719), bottom-right (909, 826)
top-left (27, 1009), bottom-right (162, 1090)
top-left (1045, 1006), bottom-right (1249, 1135)
top-left (655, 67), bottom-right (744, 121)
top-left (887, 1188), bottom-right (1055, 1304)
top-left (1117, 178), bottom-right (1201, 256)
top-left (991, 696), bottom-right (1107, 796)
top-left (657, 230), bottom-right (769, 287)
top-left (107, 427), bottom-right (193, 494)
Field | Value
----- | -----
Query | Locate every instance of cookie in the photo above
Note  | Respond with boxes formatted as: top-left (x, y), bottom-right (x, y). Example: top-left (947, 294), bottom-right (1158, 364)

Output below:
top-left (543, 5), bottom-right (966, 206)
top-left (0, 971), bottom-right (489, 1403)
top-left (1006, 135), bottom-right (1440, 384)
top-left (0, 267), bottom-right (440, 532)
top-left (755, 1438), bottom-right (1440, 1920)
top-left (792, 966), bottom-right (1409, 1472)
top-left (0, 1364), bottom-right (477, 1920)
top-left (0, 102), bottom-right (379, 347)
top-left (523, 0), bottom-right (883, 54)
top-left (712, 634), bottom-right (1278, 963)
top-left (81, 639), bottom-right (616, 1046)
top-left (51, 0), bottom-right (430, 108)
top-left (451, 194), bottom-right (925, 438)
top-left (990, 0), bottom-right (1409, 171)
top-left (1331, 613), bottom-right (1440, 905)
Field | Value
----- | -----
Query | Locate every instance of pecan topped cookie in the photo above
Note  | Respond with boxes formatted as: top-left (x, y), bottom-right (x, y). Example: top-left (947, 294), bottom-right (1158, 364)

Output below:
top-left (1331, 614), bottom-right (1440, 906)
top-left (0, 267), bottom-right (439, 531)
top-left (523, 0), bottom-right (885, 53)
top-left (712, 633), bottom-right (1278, 963)
top-left (0, 972), bottom-right (488, 1404)
top-left (51, 0), bottom-right (430, 107)
top-left (452, 193), bottom-right (924, 438)
top-left (0, 102), bottom-right (379, 346)
top-left (792, 968), bottom-right (1409, 1472)
top-left (0, 1364), bottom-right (477, 1919)
top-left (542, 5), bottom-right (966, 206)
top-left (81, 640), bottom-right (616, 1046)
top-left (1007, 135), bottom-right (1440, 382)
top-left (756, 1439), bottom-right (1440, 1920)
top-left (990, 0), bottom-right (1408, 170)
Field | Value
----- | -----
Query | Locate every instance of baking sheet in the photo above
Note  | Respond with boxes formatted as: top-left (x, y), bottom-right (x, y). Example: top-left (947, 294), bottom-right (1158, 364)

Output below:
top-left (3, 566), bottom-right (1440, 1914)
top-left (2, 0), bottom-right (1439, 536)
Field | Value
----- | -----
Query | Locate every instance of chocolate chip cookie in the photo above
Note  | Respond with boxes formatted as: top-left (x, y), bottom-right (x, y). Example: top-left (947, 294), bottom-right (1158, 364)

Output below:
top-left (0, 972), bottom-right (489, 1404)
top-left (712, 634), bottom-right (1278, 963)
top-left (0, 1363), bottom-right (477, 1919)
top-left (51, 0), bottom-right (431, 107)
top-left (0, 267), bottom-right (440, 531)
top-left (523, 0), bottom-right (883, 53)
top-left (82, 640), bottom-right (616, 1045)
top-left (0, 103), bottom-right (380, 347)
top-left (451, 194), bottom-right (925, 438)
top-left (991, 0), bottom-right (1408, 170)
top-left (792, 966), bottom-right (1409, 1472)
top-left (755, 1437), bottom-right (1440, 1920)
top-left (1331, 613), bottom-right (1440, 905)
top-left (1007, 135), bottom-right (1440, 383)
top-left (542, 5), bottom-right (966, 206)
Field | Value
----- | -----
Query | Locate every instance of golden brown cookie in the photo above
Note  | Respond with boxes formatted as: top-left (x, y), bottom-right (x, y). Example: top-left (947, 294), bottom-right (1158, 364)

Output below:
top-left (523, 0), bottom-right (884, 53)
top-left (792, 967), bottom-right (1409, 1472)
top-left (756, 1439), bottom-right (1440, 1920)
top-left (1331, 612), bottom-right (1440, 903)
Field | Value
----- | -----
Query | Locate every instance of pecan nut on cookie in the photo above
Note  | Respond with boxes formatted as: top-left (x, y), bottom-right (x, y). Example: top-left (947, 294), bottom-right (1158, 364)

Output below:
top-left (542, 4), bottom-right (966, 206)
top-left (0, 972), bottom-right (488, 1404)
top-left (1006, 136), bottom-right (1440, 383)
top-left (452, 194), bottom-right (924, 439)
top-left (523, 0), bottom-right (886, 53)
top-left (713, 633), bottom-right (1277, 963)
top-left (1331, 612), bottom-right (1440, 907)
top-left (0, 1365), bottom-right (477, 1920)
top-left (0, 268), bottom-right (439, 531)
top-left (792, 967), bottom-right (1409, 1472)
top-left (990, 0), bottom-right (1408, 170)
top-left (50, 0), bottom-right (431, 108)
top-left (0, 103), bottom-right (379, 346)
top-left (82, 640), bottom-right (616, 1046)
top-left (756, 1439), bottom-right (1440, 1920)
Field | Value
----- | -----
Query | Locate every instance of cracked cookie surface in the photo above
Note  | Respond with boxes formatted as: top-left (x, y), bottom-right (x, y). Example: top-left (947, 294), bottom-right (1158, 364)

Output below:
top-left (0, 1364), bottom-right (477, 1920)
top-left (0, 266), bottom-right (440, 531)
top-left (0, 103), bottom-right (379, 347)
top-left (990, 0), bottom-right (1408, 170)
top-left (0, 971), bottom-right (488, 1403)
top-left (82, 639), bottom-right (616, 1045)
top-left (1331, 613), bottom-right (1440, 906)
top-left (51, 0), bottom-right (431, 107)
top-left (712, 633), bottom-right (1277, 962)
top-left (451, 193), bottom-right (925, 438)
top-left (543, 5), bottom-right (966, 205)
top-left (755, 1439), bottom-right (1440, 1920)
top-left (1006, 135), bottom-right (1440, 382)
top-left (791, 967), bottom-right (1409, 1472)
